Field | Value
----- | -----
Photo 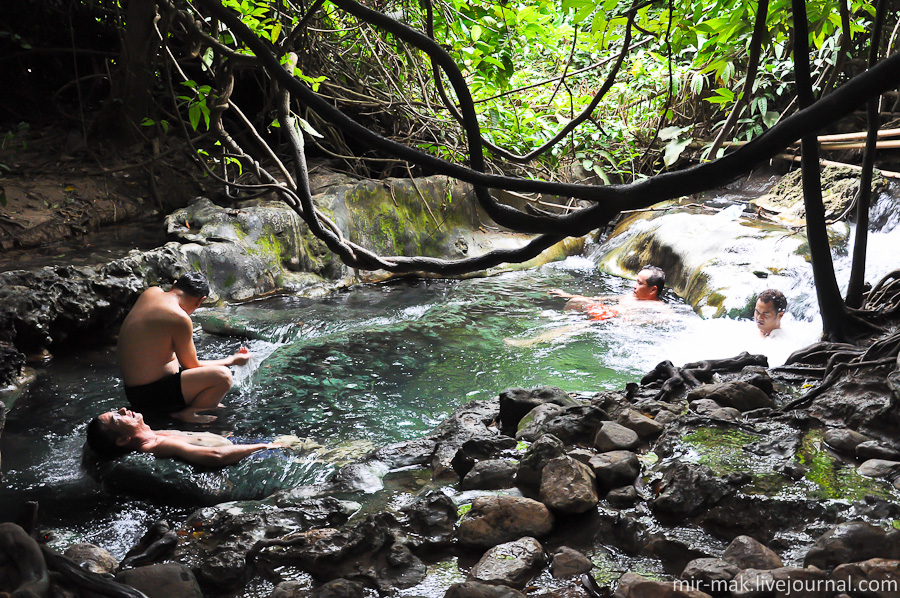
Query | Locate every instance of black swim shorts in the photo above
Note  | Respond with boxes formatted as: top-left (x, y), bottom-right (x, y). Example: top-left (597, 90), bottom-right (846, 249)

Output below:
top-left (124, 371), bottom-right (187, 415)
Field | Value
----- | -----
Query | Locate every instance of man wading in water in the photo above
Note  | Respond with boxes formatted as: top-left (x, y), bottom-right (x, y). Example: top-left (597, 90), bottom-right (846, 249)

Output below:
top-left (117, 272), bottom-right (252, 424)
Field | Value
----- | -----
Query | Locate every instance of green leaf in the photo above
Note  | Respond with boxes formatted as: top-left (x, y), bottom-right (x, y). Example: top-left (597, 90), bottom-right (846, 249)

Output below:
top-left (297, 116), bottom-right (324, 138)
top-left (762, 110), bottom-right (780, 128)
top-left (663, 136), bottom-right (691, 167)
top-left (471, 24), bottom-right (483, 42)
top-left (189, 103), bottom-right (202, 131)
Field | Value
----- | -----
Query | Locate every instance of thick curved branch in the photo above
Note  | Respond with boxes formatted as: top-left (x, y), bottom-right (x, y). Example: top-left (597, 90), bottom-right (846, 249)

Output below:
top-left (707, 0), bottom-right (769, 159)
top-left (191, 0), bottom-right (900, 238)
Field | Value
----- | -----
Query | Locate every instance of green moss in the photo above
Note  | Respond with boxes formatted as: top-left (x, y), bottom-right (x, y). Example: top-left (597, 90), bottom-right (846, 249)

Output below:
top-left (224, 273), bottom-right (237, 288)
top-left (682, 428), bottom-right (898, 502)
top-left (682, 428), bottom-right (760, 473)
top-left (795, 429), bottom-right (896, 501)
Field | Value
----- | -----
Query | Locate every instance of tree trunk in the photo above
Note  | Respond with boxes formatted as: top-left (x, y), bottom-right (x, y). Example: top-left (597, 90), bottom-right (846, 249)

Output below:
top-left (93, 0), bottom-right (160, 145)
top-left (792, 0), bottom-right (848, 340)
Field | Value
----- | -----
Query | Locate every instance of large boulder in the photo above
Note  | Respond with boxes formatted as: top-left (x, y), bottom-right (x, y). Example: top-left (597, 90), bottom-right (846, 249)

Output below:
top-left (251, 514), bottom-right (426, 592)
top-left (722, 535), bottom-right (783, 570)
top-left (115, 563), bottom-right (202, 598)
top-left (686, 381), bottom-right (775, 412)
top-left (804, 522), bottom-right (900, 569)
top-left (458, 496), bottom-right (554, 548)
top-left (539, 456), bottom-right (599, 514)
top-left (468, 537), bottom-right (547, 589)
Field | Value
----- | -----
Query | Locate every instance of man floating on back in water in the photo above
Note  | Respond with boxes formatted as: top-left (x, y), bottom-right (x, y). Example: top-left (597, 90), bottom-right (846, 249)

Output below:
top-left (117, 272), bottom-right (252, 424)
top-left (86, 407), bottom-right (288, 466)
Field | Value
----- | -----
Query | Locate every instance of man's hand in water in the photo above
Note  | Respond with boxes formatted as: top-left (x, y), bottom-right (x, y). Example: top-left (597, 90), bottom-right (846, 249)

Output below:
top-left (549, 289), bottom-right (575, 299)
top-left (229, 346), bottom-right (252, 366)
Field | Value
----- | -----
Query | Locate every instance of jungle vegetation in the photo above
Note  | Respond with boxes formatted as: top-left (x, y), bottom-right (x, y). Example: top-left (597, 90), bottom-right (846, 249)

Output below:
top-left (2, 0), bottom-right (900, 354)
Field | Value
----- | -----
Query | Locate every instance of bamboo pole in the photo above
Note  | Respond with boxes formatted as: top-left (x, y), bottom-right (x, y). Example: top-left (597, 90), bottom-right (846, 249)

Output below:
top-left (774, 153), bottom-right (900, 179)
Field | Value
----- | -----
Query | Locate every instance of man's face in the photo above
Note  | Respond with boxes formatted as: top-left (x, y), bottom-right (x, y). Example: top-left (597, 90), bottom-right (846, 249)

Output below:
top-left (632, 270), bottom-right (657, 301)
top-left (754, 298), bottom-right (784, 336)
top-left (99, 407), bottom-right (146, 442)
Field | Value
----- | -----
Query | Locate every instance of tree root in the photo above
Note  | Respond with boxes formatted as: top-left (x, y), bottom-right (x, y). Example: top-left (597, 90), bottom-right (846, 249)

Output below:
top-left (641, 352), bottom-right (768, 403)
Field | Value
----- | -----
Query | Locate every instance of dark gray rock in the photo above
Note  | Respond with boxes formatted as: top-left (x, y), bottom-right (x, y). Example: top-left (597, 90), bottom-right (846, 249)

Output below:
top-left (451, 436), bottom-right (519, 479)
top-left (690, 399), bottom-right (721, 415)
top-left (804, 522), bottom-right (900, 569)
top-left (856, 441), bottom-right (900, 461)
top-left (469, 537), bottom-right (547, 589)
top-left (594, 422), bottom-right (640, 452)
top-left (550, 546), bottom-right (593, 578)
top-left (606, 485), bottom-right (638, 507)
top-left (0, 341), bottom-right (24, 388)
top-left (397, 490), bottom-right (458, 548)
top-left (458, 495), bottom-right (554, 549)
top-left (116, 563), bottom-right (202, 598)
top-left (537, 404), bottom-right (610, 446)
top-left (63, 543), bottom-right (118, 575)
top-left (730, 567), bottom-right (830, 598)
top-left (832, 558), bottom-right (900, 597)
top-left (445, 581), bottom-right (527, 598)
top-left (310, 578), bottom-right (366, 598)
top-left (515, 403), bottom-right (564, 442)
top-left (857, 459), bottom-right (900, 479)
top-left (722, 535), bottom-right (783, 570)
top-left (539, 456), bottom-right (598, 514)
top-left (686, 381), bottom-right (775, 412)
top-left (498, 387), bottom-right (577, 436)
top-left (650, 463), bottom-right (732, 519)
top-left (737, 366), bottom-right (774, 396)
top-left (253, 514), bottom-right (425, 592)
top-left (516, 434), bottom-right (565, 488)
top-left (616, 409), bottom-right (664, 439)
top-left (462, 460), bottom-right (519, 490)
top-left (613, 572), bottom-right (711, 597)
top-left (824, 429), bottom-right (872, 455)
top-left (681, 557), bottom-right (740, 592)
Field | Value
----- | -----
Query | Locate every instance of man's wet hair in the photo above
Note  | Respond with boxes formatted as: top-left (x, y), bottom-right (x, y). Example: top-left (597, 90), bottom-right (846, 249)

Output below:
top-left (758, 288), bottom-right (787, 313)
top-left (172, 271), bottom-right (210, 298)
top-left (641, 265), bottom-right (666, 298)
top-left (86, 416), bottom-right (131, 459)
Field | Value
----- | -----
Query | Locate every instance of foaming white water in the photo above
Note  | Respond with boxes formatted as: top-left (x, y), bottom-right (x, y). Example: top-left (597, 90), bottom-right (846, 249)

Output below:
top-left (546, 255), bottom-right (598, 272)
top-left (232, 339), bottom-right (284, 388)
top-left (651, 316), bottom-right (822, 368)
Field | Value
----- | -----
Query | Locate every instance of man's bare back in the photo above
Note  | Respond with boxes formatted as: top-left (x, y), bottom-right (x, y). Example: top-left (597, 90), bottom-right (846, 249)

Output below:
top-left (118, 287), bottom-right (190, 386)
top-left (117, 274), bottom-right (251, 424)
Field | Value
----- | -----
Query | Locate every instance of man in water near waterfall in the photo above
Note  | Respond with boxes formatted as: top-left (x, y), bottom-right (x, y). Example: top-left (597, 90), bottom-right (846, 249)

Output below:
top-left (117, 272), bottom-right (252, 424)
top-left (550, 265), bottom-right (670, 321)
top-left (507, 266), bottom-right (671, 347)
top-left (755, 288), bottom-right (786, 337)
top-left (86, 407), bottom-right (287, 466)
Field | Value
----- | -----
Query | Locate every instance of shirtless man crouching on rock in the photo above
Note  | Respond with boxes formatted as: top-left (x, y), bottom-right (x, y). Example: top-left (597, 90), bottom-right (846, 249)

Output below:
top-left (117, 272), bottom-right (251, 424)
top-left (87, 408), bottom-right (285, 466)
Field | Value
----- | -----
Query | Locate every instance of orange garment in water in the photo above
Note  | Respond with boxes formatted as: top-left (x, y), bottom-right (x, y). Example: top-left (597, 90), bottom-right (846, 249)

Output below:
top-left (586, 302), bottom-right (619, 321)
